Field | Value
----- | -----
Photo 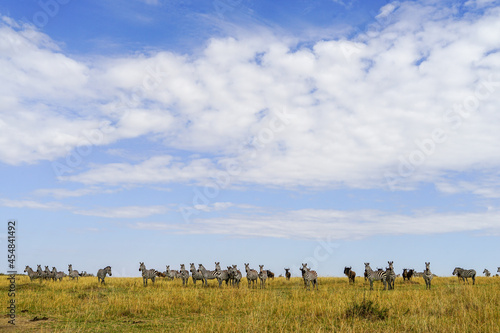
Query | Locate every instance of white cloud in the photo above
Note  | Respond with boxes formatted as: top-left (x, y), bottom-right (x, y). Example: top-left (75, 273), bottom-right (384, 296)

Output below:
top-left (74, 205), bottom-right (168, 218)
top-left (2, 2), bottom-right (500, 192)
top-left (134, 207), bottom-right (500, 240)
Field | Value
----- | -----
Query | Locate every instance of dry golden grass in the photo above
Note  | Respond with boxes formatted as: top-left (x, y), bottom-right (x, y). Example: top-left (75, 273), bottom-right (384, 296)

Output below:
top-left (1, 274), bottom-right (499, 332)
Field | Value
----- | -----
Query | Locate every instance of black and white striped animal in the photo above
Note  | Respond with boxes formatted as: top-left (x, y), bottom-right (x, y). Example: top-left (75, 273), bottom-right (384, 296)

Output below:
top-left (483, 269), bottom-right (491, 277)
top-left (245, 263), bottom-right (259, 288)
top-left (258, 265), bottom-right (268, 289)
top-left (229, 265), bottom-right (242, 287)
top-left (68, 264), bottom-right (79, 281)
top-left (386, 261), bottom-right (396, 290)
top-left (364, 263), bottom-right (387, 290)
top-left (37, 265), bottom-right (48, 280)
top-left (423, 262), bottom-right (433, 290)
top-left (97, 266), bottom-right (112, 285)
top-left (198, 263), bottom-right (219, 286)
top-left (179, 264), bottom-right (190, 286)
top-left (344, 266), bottom-right (356, 284)
top-left (166, 266), bottom-right (178, 280)
top-left (285, 268), bottom-right (291, 281)
top-left (453, 267), bottom-right (476, 285)
top-left (215, 263), bottom-right (231, 287)
top-left (190, 263), bottom-right (205, 286)
top-left (300, 263), bottom-right (318, 290)
top-left (24, 266), bottom-right (40, 281)
top-left (51, 267), bottom-right (66, 282)
top-left (139, 262), bottom-right (156, 286)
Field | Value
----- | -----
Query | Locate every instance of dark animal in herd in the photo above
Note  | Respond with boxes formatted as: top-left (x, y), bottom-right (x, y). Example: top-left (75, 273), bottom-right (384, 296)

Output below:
top-left (403, 268), bottom-right (414, 281)
top-left (344, 266), bottom-right (356, 284)
top-left (285, 268), bottom-right (291, 280)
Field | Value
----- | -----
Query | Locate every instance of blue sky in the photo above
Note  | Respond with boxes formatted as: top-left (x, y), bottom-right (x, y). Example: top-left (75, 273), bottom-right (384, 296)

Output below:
top-left (1, 0), bottom-right (500, 278)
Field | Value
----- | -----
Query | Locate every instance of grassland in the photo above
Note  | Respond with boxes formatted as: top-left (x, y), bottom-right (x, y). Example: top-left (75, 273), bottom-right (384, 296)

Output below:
top-left (1, 274), bottom-right (499, 332)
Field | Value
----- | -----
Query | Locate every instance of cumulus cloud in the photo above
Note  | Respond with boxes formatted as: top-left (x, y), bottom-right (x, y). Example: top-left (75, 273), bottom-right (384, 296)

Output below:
top-left (1, 2), bottom-right (500, 194)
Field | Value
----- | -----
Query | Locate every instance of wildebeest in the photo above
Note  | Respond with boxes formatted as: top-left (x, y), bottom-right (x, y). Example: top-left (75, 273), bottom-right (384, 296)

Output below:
top-left (403, 268), bottom-right (414, 281)
top-left (344, 266), bottom-right (356, 284)
top-left (285, 268), bottom-right (291, 280)
top-left (266, 270), bottom-right (275, 279)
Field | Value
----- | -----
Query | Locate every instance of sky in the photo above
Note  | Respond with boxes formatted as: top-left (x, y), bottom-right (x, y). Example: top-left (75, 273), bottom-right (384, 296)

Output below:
top-left (1, 0), bottom-right (500, 278)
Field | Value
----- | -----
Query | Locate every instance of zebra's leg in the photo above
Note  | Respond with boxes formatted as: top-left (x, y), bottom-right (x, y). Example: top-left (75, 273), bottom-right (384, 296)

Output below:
top-left (472, 275), bottom-right (475, 285)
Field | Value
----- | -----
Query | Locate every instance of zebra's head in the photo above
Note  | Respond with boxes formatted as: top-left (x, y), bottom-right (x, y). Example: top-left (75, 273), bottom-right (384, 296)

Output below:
top-left (215, 262), bottom-right (221, 271)
top-left (24, 266), bottom-right (29, 272)
top-left (190, 263), bottom-right (196, 271)
top-left (106, 266), bottom-right (112, 276)
top-left (388, 261), bottom-right (394, 269)
top-left (180, 264), bottom-right (185, 270)
top-left (139, 262), bottom-right (145, 272)
top-left (497, 267), bottom-right (500, 273)
top-left (300, 263), bottom-right (309, 276)
top-left (259, 265), bottom-right (265, 272)
top-left (68, 264), bottom-right (72, 271)
top-left (452, 267), bottom-right (460, 275)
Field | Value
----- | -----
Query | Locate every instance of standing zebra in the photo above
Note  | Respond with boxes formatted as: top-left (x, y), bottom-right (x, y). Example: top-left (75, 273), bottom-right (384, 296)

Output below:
top-left (245, 263), bottom-right (259, 288)
top-left (344, 266), bottom-right (356, 284)
top-left (189, 263), bottom-right (205, 286)
top-left (37, 265), bottom-right (47, 280)
top-left (284, 268), bottom-right (291, 281)
top-left (68, 264), bottom-right (79, 281)
top-left (24, 266), bottom-right (40, 281)
top-left (230, 265), bottom-right (242, 287)
top-left (97, 266), bottom-right (112, 285)
top-left (300, 263), bottom-right (318, 290)
top-left (386, 261), bottom-right (396, 290)
top-left (45, 266), bottom-right (56, 281)
top-left (364, 263), bottom-right (387, 290)
top-left (215, 265), bottom-right (230, 287)
top-left (483, 269), bottom-right (491, 277)
top-left (179, 264), bottom-right (190, 286)
top-left (258, 265), bottom-right (268, 289)
top-left (453, 267), bottom-right (476, 285)
top-left (166, 266), bottom-right (177, 280)
top-left (423, 262), bottom-right (433, 290)
top-left (139, 262), bottom-right (156, 286)
top-left (198, 263), bottom-right (219, 287)
top-left (52, 267), bottom-right (66, 282)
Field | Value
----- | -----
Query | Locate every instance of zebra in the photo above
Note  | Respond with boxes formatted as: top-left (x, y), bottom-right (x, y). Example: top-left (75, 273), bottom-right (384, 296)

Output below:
top-left (413, 271), bottom-right (424, 278)
top-left (285, 268), bottom-right (291, 280)
top-left (453, 267), bottom-right (476, 285)
top-left (215, 264), bottom-right (230, 287)
top-left (364, 263), bottom-right (387, 290)
top-left (386, 261), bottom-right (396, 290)
top-left (198, 263), bottom-right (219, 286)
top-left (423, 262), bottom-right (433, 290)
top-left (24, 266), bottom-right (40, 281)
top-left (51, 267), bottom-right (66, 282)
top-left (68, 264), bottom-right (79, 281)
top-left (344, 266), bottom-right (356, 284)
top-left (37, 265), bottom-right (49, 280)
top-left (189, 263), bottom-right (205, 286)
top-left (97, 266), bottom-right (112, 285)
top-left (230, 265), bottom-right (242, 287)
top-left (300, 263), bottom-right (318, 290)
top-left (166, 266), bottom-right (177, 280)
top-left (245, 263), bottom-right (259, 288)
top-left (258, 265), bottom-right (268, 289)
top-left (45, 266), bottom-right (56, 281)
top-left (139, 262), bottom-right (156, 286)
top-left (483, 269), bottom-right (491, 277)
top-left (179, 264), bottom-right (190, 286)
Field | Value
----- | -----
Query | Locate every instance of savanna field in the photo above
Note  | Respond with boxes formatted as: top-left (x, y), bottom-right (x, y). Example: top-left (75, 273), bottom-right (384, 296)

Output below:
top-left (1, 274), bottom-right (500, 332)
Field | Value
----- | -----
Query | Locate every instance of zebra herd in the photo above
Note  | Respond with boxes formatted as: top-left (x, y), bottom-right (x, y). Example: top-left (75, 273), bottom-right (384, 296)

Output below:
top-left (24, 264), bottom-right (111, 284)
top-left (22, 263), bottom-right (500, 290)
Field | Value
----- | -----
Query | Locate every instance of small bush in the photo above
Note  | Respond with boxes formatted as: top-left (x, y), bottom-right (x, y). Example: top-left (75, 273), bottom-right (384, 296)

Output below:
top-left (345, 299), bottom-right (389, 321)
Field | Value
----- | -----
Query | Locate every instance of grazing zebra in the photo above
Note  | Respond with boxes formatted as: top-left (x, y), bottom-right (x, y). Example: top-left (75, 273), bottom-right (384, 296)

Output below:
top-left (198, 263), bottom-right (219, 286)
top-left (386, 261), bottom-right (396, 290)
top-left (258, 265), bottom-right (268, 289)
top-left (423, 262), bottom-right (433, 290)
top-left (285, 268), bottom-right (291, 280)
top-left (364, 263), bottom-right (387, 290)
top-left (483, 269), bottom-right (491, 277)
top-left (68, 264), bottom-right (80, 281)
top-left (344, 266), bottom-right (356, 284)
top-left (139, 262), bottom-right (156, 286)
top-left (179, 264), bottom-right (190, 286)
top-left (245, 263), bottom-right (259, 288)
top-left (24, 266), bottom-right (40, 281)
top-left (300, 263), bottom-right (318, 290)
top-left (189, 263), bottom-right (205, 285)
top-left (453, 267), bottom-right (476, 285)
top-left (97, 266), bottom-right (112, 285)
